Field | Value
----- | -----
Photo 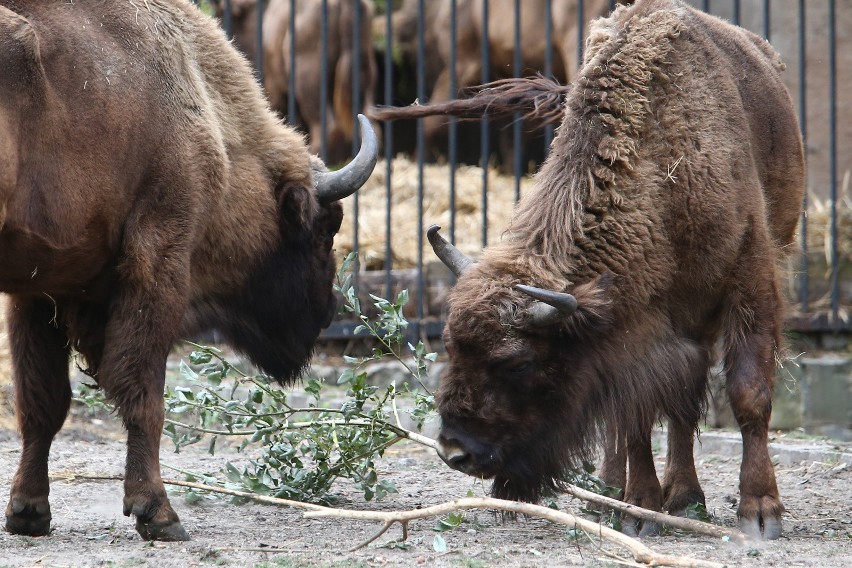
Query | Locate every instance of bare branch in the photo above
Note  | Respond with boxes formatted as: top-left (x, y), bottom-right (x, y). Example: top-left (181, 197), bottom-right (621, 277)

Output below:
top-left (61, 473), bottom-right (732, 567)
top-left (563, 484), bottom-right (746, 545)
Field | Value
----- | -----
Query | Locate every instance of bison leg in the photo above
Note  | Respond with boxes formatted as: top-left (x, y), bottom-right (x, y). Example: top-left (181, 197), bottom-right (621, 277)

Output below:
top-left (599, 422), bottom-right (626, 499)
top-left (5, 297), bottom-right (71, 537)
top-left (97, 224), bottom-right (192, 542)
top-left (725, 332), bottom-right (783, 540)
top-left (621, 421), bottom-right (662, 538)
top-left (661, 420), bottom-right (705, 517)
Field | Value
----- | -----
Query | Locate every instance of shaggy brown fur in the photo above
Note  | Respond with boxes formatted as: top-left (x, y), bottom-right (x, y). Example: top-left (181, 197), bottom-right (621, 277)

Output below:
top-left (0, 0), bottom-right (370, 542)
top-left (399, 0), bottom-right (803, 539)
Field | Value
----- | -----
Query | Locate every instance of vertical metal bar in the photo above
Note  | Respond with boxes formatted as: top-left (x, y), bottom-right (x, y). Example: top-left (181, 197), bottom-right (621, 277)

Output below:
top-left (610, 0), bottom-right (616, 11)
top-left (416, 0), bottom-right (426, 329)
top-left (481, 0), bottom-right (490, 247)
top-left (449, 0), bottom-right (459, 246)
top-left (287, 0), bottom-right (297, 125)
top-left (798, 0), bottom-right (809, 313)
top-left (320, 0), bottom-right (329, 162)
top-left (544, 0), bottom-right (554, 152)
top-left (223, 0), bottom-right (233, 38)
top-left (384, 0), bottom-right (394, 301)
top-left (256, 0), bottom-right (265, 84)
top-left (352, 1), bottom-right (362, 291)
top-left (733, 0), bottom-right (740, 26)
top-left (762, 0), bottom-right (770, 40)
top-left (702, 0), bottom-right (710, 13)
top-left (576, 0), bottom-right (584, 68)
top-left (828, 0), bottom-right (838, 321)
top-left (513, 0), bottom-right (522, 203)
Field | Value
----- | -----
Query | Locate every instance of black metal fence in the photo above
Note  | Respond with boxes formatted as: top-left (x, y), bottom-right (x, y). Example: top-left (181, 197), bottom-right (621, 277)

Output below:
top-left (207, 0), bottom-right (849, 337)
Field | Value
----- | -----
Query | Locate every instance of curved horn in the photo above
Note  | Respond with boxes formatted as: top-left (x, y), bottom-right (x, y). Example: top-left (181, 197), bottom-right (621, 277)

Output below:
top-left (515, 284), bottom-right (578, 327)
top-left (427, 225), bottom-right (474, 277)
top-left (315, 114), bottom-right (378, 204)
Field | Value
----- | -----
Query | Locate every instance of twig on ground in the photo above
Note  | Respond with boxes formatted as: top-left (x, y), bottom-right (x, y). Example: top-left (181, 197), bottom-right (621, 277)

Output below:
top-left (61, 474), bottom-right (730, 567)
top-left (563, 484), bottom-right (746, 544)
top-left (303, 497), bottom-right (726, 568)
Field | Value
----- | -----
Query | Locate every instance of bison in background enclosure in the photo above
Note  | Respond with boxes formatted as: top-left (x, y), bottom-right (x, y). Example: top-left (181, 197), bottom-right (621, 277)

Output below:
top-left (378, 0), bottom-right (805, 539)
top-left (213, 0), bottom-right (379, 165)
top-left (0, 0), bottom-right (376, 542)
top-left (373, 0), bottom-right (630, 169)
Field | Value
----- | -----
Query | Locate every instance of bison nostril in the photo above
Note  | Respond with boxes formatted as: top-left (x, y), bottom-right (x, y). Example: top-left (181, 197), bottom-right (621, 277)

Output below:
top-left (436, 438), bottom-right (471, 470)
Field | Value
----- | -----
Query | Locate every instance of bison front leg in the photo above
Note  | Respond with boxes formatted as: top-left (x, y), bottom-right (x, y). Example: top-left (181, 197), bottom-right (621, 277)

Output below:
top-left (621, 420), bottom-right (663, 538)
top-left (98, 231), bottom-right (192, 542)
top-left (661, 419), bottom-right (705, 517)
top-left (5, 297), bottom-right (71, 537)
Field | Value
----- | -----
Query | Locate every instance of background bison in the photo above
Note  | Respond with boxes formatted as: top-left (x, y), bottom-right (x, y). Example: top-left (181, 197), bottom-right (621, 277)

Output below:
top-left (0, 0), bottom-right (375, 542)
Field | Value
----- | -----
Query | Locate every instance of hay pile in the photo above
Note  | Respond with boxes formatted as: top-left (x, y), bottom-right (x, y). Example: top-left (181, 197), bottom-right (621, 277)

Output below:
top-left (335, 157), bottom-right (534, 269)
top-left (790, 170), bottom-right (852, 312)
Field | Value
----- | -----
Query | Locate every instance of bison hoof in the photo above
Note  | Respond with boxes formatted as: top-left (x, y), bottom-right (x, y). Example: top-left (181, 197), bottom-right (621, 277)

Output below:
top-left (5, 496), bottom-right (52, 536)
top-left (665, 489), bottom-right (706, 519)
top-left (622, 517), bottom-right (661, 538)
top-left (135, 517), bottom-right (191, 541)
top-left (737, 495), bottom-right (783, 540)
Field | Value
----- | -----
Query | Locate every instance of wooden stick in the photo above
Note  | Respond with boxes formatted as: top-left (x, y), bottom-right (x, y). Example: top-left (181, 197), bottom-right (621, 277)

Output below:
top-left (62, 473), bottom-right (727, 567)
top-left (303, 497), bottom-right (726, 568)
top-left (563, 484), bottom-right (746, 544)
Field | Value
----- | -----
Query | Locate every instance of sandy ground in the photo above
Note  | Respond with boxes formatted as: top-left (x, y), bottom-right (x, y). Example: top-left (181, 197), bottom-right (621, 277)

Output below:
top-left (0, 406), bottom-right (850, 568)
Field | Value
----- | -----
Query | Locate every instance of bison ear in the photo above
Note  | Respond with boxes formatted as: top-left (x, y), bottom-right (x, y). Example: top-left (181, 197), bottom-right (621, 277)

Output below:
top-left (276, 183), bottom-right (317, 240)
top-left (564, 272), bottom-right (615, 332)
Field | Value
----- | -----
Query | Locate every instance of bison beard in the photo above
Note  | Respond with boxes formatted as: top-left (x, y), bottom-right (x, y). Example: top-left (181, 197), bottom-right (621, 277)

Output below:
top-left (388, 0), bottom-right (805, 540)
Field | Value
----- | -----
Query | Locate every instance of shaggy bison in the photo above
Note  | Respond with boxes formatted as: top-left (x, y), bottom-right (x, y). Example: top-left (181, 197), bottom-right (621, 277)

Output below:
top-left (386, 0), bottom-right (805, 539)
top-left (0, 0), bottom-right (376, 541)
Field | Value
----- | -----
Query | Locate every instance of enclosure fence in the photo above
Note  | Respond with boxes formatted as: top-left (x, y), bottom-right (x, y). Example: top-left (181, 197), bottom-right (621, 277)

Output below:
top-left (205, 0), bottom-right (849, 338)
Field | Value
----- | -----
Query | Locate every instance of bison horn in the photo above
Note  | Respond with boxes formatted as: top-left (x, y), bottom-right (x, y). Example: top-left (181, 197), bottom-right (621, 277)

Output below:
top-left (427, 225), bottom-right (474, 277)
top-left (515, 284), bottom-right (578, 326)
top-left (315, 114), bottom-right (378, 204)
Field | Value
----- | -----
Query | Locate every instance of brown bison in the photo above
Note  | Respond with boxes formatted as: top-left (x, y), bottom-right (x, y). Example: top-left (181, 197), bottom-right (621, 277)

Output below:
top-left (0, 0), bottom-right (376, 541)
top-left (386, 0), bottom-right (805, 539)
top-left (376, 0), bottom-right (628, 166)
top-left (262, 0), bottom-right (378, 164)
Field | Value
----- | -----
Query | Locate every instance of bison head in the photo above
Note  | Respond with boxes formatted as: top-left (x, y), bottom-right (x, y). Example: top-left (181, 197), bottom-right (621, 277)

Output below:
top-left (215, 116), bottom-right (377, 384)
top-left (428, 226), bottom-right (613, 502)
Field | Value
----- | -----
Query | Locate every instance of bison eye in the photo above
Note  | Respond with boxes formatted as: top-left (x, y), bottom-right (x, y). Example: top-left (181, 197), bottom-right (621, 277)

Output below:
top-left (495, 359), bottom-right (535, 377)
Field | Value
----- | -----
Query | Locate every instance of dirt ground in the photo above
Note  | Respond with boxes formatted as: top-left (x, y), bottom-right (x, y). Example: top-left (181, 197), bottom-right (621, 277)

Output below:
top-left (1, 400), bottom-right (850, 568)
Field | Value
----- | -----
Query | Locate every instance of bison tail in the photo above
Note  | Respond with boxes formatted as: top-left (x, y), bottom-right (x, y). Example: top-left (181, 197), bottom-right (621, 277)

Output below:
top-left (368, 74), bottom-right (570, 125)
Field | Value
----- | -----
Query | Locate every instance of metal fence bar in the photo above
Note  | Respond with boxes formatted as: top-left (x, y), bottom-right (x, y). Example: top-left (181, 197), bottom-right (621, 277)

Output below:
top-left (513, 0), bottom-right (522, 202)
top-left (762, 0), bottom-right (770, 41)
top-left (352, 0), bottom-right (362, 290)
top-left (449, 0), bottom-right (459, 246)
top-left (828, 0), bottom-right (838, 321)
top-left (287, 0), bottom-right (296, 125)
top-left (481, 0), bottom-right (490, 248)
top-left (702, 0), bottom-right (710, 13)
top-left (416, 0), bottom-right (427, 327)
top-left (383, 1), bottom-right (394, 301)
top-left (223, 0), bottom-right (233, 38)
top-left (733, 0), bottom-right (741, 25)
top-left (577, 0), bottom-right (584, 68)
top-left (319, 0), bottom-right (329, 162)
top-left (544, 0), bottom-right (554, 152)
top-left (255, 0), bottom-right (265, 84)
top-left (798, 0), bottom-right (809, 313)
